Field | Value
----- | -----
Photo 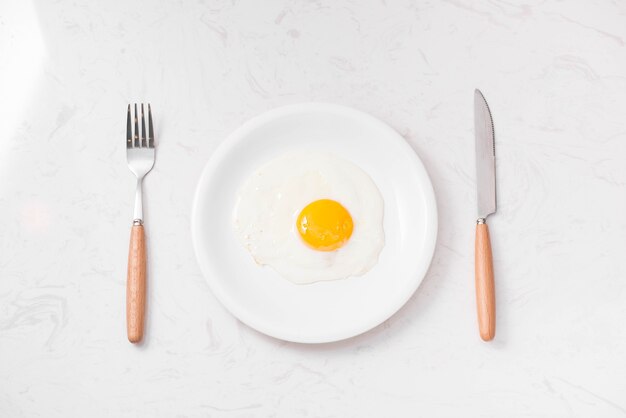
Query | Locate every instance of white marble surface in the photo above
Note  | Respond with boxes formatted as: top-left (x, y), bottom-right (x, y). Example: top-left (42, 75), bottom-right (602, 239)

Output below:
top-left (2, 0), bottom-right (626, 416)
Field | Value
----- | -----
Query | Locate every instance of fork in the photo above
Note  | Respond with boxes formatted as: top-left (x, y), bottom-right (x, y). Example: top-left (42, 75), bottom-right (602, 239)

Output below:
top-left (126, 103), bottom-right (155, 343)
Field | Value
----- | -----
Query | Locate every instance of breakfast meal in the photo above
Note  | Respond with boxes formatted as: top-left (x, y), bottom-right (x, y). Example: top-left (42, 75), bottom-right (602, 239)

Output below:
top-left (233, 152), bottom-right (385, 284)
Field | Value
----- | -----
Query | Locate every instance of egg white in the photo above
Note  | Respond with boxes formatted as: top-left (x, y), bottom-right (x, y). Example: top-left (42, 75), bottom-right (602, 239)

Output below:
top-left (233, 152), bottom-right (385, 284)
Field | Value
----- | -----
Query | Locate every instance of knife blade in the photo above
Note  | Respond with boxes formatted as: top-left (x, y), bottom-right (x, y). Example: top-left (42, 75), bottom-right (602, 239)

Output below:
top-left (475, 89), bottom-right (496, 219)
top-left (474, 89), bottom-right (496, 342)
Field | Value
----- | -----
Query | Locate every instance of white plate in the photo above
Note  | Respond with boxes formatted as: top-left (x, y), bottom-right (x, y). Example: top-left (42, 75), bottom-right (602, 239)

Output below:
top-left (192, 103), bottom-right (437, 343)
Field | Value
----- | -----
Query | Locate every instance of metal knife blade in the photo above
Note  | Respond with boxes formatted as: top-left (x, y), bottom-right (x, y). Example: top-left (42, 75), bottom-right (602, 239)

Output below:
top-left (474, 89), bottom-right (496, 219)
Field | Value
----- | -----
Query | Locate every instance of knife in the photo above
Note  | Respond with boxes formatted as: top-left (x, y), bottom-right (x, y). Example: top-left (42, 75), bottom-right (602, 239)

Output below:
top-left (474, 89), bottom-right (496, 341)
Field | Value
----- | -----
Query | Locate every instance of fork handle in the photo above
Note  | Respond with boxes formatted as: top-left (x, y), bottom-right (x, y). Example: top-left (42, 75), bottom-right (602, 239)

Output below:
top-left (127, 223), bottom-right (146, 343)
top-left (475, 221), bottom-right (495, 341)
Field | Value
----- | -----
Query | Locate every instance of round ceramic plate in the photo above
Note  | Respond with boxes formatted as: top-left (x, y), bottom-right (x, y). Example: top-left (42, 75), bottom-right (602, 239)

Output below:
top-left (192, 103), bottom-right (437, 343)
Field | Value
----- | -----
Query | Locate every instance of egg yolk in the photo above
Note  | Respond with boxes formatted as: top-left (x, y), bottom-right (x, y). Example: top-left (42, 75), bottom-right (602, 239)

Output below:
top-left (296, 199), bottom-right (353, 251)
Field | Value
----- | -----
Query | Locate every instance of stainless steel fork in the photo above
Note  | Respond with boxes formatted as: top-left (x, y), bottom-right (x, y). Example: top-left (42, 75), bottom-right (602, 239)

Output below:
top-left (126, 103), bottom-right (155, 343)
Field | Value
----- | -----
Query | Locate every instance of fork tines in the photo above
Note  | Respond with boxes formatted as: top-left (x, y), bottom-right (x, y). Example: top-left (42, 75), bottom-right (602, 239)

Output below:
top-left (126, 103), bottom-right (154, 149)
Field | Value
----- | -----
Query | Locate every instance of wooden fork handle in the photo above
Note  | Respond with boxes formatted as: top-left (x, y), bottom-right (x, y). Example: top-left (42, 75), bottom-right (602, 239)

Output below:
top-left (475, 221), bottom-right (495, 341)
top-left (127, 223), bottom-right (146, 343)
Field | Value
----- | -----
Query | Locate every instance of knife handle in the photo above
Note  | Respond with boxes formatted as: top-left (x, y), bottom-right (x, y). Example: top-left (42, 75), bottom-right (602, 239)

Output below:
top-left (475, 220), bottom-right (495, 341)
top-left (127, 223), bottom-right (146, 343)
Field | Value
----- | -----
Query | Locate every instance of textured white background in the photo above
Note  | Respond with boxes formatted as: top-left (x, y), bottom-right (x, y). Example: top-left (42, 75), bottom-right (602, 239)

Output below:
top-left (2, 1), bottom-right (626, 417)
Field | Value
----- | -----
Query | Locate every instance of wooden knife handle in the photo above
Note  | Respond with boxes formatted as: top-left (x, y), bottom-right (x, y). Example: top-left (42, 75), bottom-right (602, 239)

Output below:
top-left (475, 221), bottom-right (495, 341)
top-left (127, 223), bottom-right (146, 343)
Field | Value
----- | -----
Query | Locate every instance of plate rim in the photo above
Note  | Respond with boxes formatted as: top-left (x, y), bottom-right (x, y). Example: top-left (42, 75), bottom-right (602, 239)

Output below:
top-left (191, 102), bottom-right (438, 343)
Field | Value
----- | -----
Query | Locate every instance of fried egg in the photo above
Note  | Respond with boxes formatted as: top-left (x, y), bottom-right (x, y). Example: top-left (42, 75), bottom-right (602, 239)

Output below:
top-left (233, 152), bottom-right (385, 284)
